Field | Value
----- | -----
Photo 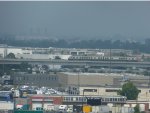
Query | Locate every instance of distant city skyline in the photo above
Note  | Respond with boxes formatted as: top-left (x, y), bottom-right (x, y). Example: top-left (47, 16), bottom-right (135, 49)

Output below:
top-left (0, 1), bottom-right (150, 41)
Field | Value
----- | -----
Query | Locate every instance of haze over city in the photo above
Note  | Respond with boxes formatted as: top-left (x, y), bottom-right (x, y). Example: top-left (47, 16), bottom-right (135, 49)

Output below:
top-left (0, 1), bottom-right (150, 41)
top-left (1, 1), bottom-right (150, 113)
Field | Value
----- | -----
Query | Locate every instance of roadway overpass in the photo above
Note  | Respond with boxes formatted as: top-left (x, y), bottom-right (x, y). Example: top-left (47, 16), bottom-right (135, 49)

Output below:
top-left (0, 59), bottom-right (150, 68)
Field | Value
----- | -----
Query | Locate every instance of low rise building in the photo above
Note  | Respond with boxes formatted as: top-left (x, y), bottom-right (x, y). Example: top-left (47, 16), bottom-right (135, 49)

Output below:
top-left (11, 72), bottom-right (67, 88)
top-left (11, 72), bottom-right (150, 88)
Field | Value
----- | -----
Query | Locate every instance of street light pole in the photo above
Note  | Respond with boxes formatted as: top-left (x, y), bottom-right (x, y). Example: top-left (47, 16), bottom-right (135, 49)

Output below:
top-left (82, 89), bottom-right (85, 113)
top-left (13, 97), bottom-right (16, 113)
top-left (77, 70), bottom-right (80, 95)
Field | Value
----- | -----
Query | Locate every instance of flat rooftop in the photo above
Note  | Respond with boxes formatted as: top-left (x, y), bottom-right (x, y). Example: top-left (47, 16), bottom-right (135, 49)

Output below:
top-left (61, 72), bottom-right (144, 77)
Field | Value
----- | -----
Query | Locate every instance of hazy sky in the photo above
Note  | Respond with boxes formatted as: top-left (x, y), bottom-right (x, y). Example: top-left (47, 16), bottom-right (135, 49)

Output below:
top-left (0, 1), bottom-right (150, 40)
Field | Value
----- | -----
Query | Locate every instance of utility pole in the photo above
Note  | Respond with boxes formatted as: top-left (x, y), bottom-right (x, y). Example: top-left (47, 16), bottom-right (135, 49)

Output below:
top-left (110, 48), bottom-right (112, 73)
top-left (77, 70), bottom-right (80, 95)
top-left (148, 71), bottom-right (150, 88)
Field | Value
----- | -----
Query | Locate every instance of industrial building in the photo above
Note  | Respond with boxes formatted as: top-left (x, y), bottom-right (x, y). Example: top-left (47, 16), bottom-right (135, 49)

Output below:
top-left (11, 72), bottom-right (67, 88)
top-left (0, 44), bottom-right (137, 60)
top-left (9, 72), bottom-right (150, 101)
top-left (11, 72), bottom-right (150, 88)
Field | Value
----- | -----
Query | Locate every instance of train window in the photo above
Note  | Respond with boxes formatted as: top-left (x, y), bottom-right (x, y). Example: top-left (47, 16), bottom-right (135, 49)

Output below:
top-left (107, 98), bottom-right (110, 101)
top-left (120, 98), bottom-right (124, 101)
top-left (83, 97), bottom-right (86, 102)
top-left (71, 97), bottom-right (73, 101)
top-left (104, 98), bottom-right (106, 101)
top-left (110, 98), bottom-right (112, 101)
top-left (64, 97), bottom-right (66, 101)
top-left (113, 98), bottom-right (115, 101)
top-left (76, 97), bottom-right (79, 101)
top-left (68, 97), bottom-right (71, 101)
top-left (79, 97), bottom-right (82, 101)
top-left (66, 97), bottom-right (69, 101)
top-left (123, 98), bottom-right (126, 101)
top-left (105, 98), bottom-right (109, 101)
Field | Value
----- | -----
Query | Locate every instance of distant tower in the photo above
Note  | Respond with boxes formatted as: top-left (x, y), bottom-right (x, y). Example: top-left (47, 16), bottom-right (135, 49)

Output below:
top-left (30, 28), bottom-right (33, 36)
top-left (44, 28), bottom-right (48, 36)
top-left (37, 28), bottom-right (41, 36)
top-left (3, 44), bottom-right (8, 58)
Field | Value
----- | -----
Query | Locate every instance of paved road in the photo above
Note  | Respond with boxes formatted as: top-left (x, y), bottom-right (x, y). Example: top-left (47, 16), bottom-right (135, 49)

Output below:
top-left (0, 59), bottom-right (150, 68)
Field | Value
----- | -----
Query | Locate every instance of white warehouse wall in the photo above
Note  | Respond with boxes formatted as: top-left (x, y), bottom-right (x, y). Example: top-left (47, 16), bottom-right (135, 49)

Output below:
top-left (0, 48), bottom-right (5, 57)
top-left (7, 48), bottom-right (23, 55)
top-left (49, 55), bottom-right (71, 60)
top-left (22, 49), bottom-right (32, 54)
top-left (16, 54), bottom-right (50, 59)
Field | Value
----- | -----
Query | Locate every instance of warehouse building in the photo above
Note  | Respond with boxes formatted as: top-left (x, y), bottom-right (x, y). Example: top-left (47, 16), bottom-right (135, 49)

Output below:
top-left (11, 72), bottom-right (150, 88)
top-left (11, 72), bottom-right (67, 88)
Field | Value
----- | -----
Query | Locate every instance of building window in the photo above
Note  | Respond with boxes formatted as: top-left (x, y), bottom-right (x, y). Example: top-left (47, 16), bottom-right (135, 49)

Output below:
top-left (16, 77), bottom-right (23, 81)
top-left (84, 89), bottom-right (97, 92)
top-left (54, 76), bottom-right (56, 80)
top-left (16, 77), bottom-right (19, 81)
top-left (26, 77), bottom-right (28, 81)
top-left (51, 76), bottom-right (53, 80)
top-left (105, 89), bottom-right (119, 92)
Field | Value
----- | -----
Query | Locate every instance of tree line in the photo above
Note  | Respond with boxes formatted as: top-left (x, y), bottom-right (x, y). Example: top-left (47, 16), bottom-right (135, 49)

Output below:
top-left (0, 34), bottom-right (150, 53)
top-left (0, 62), bottom-right (32, 76)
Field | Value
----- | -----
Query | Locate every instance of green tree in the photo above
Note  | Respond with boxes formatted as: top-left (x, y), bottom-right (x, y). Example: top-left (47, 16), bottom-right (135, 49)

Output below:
top-left (143, 71), bottom-right (149, 76)
top-left (118, 81), bottom-right (140, 100)
top-left (134, 104), bottom-right (140, 113)
top-left (55, 56), bottom-right (61, 60)
top-left (5, 53), bottom-right (16, 59)
top-left (119, 52), bottom-right (127, 57)
top-left (20, 62), bottom-right (32, 73)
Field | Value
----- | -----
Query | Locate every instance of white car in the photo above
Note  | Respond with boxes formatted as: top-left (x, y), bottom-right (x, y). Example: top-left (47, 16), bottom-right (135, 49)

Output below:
top-left (58, 105), bottom-right (67, 112)
top-left (67, 108), bottom-right (73, 112)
